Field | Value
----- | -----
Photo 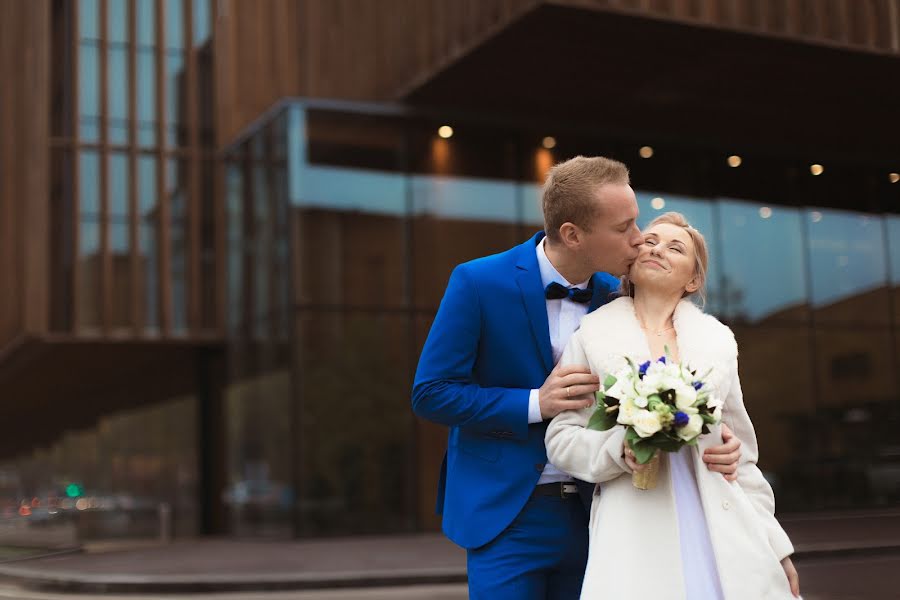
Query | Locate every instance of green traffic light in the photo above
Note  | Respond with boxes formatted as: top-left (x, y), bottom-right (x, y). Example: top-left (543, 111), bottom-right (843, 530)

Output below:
top-left (65, 483), bottom-right (83, 498)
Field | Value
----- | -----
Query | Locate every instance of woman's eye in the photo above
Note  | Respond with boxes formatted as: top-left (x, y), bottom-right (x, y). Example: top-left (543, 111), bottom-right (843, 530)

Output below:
top-left (671, 246), bottom-right (684, 253)
top-left (644, 240), bottom-right (656, 246)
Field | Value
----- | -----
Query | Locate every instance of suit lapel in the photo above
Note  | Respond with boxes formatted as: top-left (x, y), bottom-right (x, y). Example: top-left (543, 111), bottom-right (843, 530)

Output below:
top-left (516, 234), bottom-right (554, 373)
top-left (588, 273), bottom-right (616, 313)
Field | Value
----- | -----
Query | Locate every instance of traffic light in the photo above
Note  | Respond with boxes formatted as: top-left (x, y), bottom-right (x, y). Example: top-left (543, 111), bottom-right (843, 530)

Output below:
top-left (65, 483), bottom-right (84, 498)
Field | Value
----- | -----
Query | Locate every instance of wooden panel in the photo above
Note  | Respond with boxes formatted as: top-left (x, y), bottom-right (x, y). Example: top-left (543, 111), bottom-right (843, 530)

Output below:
top-left (214, 0), bottom-right (900, 146)
top-left (0, 0), bottom-right (51, 351)
top-left (214, 0), bottom-right (538, 145)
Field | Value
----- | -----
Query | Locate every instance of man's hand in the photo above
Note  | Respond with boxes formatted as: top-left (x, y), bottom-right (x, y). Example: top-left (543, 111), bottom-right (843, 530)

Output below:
top-left (539, 363), bottom-right (598, 420)
top-left (702, 423), bottom-right (741, 481)
top-left (781, 556), bottom-right (800, 597)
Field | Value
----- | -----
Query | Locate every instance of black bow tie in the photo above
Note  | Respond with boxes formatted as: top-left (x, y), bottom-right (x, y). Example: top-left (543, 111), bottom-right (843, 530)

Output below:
top-left (545, 281), bottom-right (593, 304)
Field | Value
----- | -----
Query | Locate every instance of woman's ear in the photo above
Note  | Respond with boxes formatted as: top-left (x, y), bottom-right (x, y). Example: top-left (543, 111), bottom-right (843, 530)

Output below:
top-left (685, 276), bottom-right (700, 294)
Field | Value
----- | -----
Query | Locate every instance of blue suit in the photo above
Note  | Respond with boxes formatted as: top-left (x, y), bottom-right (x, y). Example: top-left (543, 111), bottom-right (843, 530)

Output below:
top-left (413, 232), bottom-right (618, 597)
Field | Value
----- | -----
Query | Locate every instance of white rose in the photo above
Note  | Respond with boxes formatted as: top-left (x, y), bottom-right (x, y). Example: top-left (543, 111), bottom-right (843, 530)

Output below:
top-left (674, 382), bottom-right (698, 409)
top-left (634, 395), bottom-right (649, 408)
top-left (635, 377), bottom-right (660, 398)
top-left (605, 377), bottom-right (635, 403)
top-left (617, 397), bottom-right (637, 426)
top-left (632, 409), bottom-right (662, 438)
top-left (677, 413), bottom-right (704, 441)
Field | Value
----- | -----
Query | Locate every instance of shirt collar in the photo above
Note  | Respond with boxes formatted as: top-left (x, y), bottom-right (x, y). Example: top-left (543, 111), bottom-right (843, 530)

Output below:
top-left (536, 237), bottom-right (591, 290)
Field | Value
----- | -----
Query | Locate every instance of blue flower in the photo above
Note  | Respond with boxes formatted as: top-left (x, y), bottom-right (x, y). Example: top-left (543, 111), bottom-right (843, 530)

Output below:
top-left (673, 411), bottom-right (690, 428)
top-left (638, 361), bottom-right (650, 376)
top-left (657, 356), bottom-right (667, 365)
top-left (693, 381), bottom-right (703, 390)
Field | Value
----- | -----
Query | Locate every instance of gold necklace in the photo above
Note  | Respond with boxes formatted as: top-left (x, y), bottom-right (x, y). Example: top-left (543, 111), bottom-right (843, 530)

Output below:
top-left (638, 320), bottom-right (675, 337)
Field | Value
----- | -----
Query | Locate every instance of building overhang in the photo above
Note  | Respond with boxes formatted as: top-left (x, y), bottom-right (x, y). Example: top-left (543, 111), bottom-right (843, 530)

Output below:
top-left (401, 4), bottom-right (900, 164)
top-left (0, 335), bottom-right (224, 460)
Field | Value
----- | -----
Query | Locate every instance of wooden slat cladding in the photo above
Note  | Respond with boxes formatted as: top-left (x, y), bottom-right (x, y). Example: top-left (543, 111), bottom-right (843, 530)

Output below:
top-left (0, 0), bottom-right (51, 351)
top-left (215, 0), bottom-right (900, 146)
top-left (214, 0), bottom-right (538, 145)
top-left (556, 0), bottom-right (900, 51)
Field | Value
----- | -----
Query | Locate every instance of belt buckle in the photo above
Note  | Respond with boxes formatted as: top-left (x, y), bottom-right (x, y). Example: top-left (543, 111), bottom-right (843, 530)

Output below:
top-left (561, 483), bottom-right (577, 498)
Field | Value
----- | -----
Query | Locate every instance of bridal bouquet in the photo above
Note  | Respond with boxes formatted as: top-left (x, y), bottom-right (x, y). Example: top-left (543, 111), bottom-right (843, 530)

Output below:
top-left (587, 352), bottom-right (722, 489)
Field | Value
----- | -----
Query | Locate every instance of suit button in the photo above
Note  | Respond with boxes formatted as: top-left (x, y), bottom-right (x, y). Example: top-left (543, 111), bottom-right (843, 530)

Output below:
top-left (722, 500), bottom-right (731, 510)
top-left (535, 463), bottom-right (546, 472)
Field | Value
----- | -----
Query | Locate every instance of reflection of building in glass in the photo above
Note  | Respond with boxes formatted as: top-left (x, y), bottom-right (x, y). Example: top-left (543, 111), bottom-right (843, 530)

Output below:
top-left (1, 1), bottom-right (899, 540)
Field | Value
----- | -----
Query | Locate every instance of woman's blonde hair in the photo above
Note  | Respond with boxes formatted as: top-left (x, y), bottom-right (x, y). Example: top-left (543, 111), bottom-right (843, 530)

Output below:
top-left (620, 211), bottom-right (709, 306)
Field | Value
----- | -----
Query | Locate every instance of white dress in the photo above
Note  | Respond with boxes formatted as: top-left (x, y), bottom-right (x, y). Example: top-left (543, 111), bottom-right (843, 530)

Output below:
top-left (670, 447), bottom-right (726, 600)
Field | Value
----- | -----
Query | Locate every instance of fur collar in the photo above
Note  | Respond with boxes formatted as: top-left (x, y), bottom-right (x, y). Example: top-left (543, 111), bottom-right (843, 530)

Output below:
top-left (578, 296), bottom-right (737, 392)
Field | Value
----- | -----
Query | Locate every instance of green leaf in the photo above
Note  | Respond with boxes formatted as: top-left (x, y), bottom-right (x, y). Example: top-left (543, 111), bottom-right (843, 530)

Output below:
top-left (587, 407), bottom-right (618, 431)
top-left (700, 413), bottom-right (717, 425)
top-left (625, 428), bottom-right (658, 464)
top-left (603, 374), bottom-right (618, 389)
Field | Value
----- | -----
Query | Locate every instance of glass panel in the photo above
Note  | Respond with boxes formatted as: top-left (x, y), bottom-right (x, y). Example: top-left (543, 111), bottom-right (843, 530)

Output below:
top-left (635, 192), bottom-right (723, 316)
top-left (252, 153), bottom-right (270, 338)
top-left (731, 326), bottom-right (815, 512)
top-left (78, 42), bottom-right (101, 142)
top-left (138, 155), bottom-right (159, 331)
top-left (718, 200), bottom-right (807, 323)
top-left (295, 312), bottom-right (413, 535)
top-left (166, 52), bottom-right (185, 147)
top-left (411, 175), bottom-right (519, 309)
top-left (224, 359), bottom-right (293, 538)
top-left (165, 0), bottom-right (184, 50)
top-left (226, 161), bottom-right (245, 335)
top-left (136, 0), bottom-right (155, 47)
top-left (77, 151), bottom-right (101, 327)
top-left (108, 46), bottom-right (129, 145)
top-left (0, 396), bottom-right (198, 542)
top-left (136, 49), bottom-right (156, 147)
top-left (168, 159), bottom-right (188, 333)
top-left (107, 0), bottom-right (129, 44)
top-left (807, 330), bottom-right (898, 509)
top-left (886, 215), bottom-right (900, 325)
top-left (78, 0), bottom-right (100, 39)
top-left (77, 151), bottom-right (100, 323)
top-left (193, 0), bottom-right (211, 46)
top-left (807, 209), bottom-right (889, 326)
top-left (110, 153), bottom-right (131, 328)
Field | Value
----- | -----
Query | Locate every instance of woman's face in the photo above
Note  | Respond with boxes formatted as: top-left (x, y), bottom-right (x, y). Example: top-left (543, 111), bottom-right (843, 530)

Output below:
top-left (628, 223), bottom-right (699, 296)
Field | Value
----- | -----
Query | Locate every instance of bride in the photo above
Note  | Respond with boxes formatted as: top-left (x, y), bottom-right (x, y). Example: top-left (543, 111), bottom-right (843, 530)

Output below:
top-left (545, 212), bottom-right (800, 599)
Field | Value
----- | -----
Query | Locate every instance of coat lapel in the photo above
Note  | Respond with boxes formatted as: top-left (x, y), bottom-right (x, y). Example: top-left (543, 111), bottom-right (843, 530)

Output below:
top-left (516, 233), bottom-right (554, 373)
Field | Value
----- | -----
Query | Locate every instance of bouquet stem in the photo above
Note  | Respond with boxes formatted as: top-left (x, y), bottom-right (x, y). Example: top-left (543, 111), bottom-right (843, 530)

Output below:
top-left (632, 451), bottom-right (661, 490)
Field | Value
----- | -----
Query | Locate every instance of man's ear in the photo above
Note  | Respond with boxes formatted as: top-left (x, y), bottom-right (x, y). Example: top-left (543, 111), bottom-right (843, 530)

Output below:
top-left (558, 222), bottom-right (580, 248)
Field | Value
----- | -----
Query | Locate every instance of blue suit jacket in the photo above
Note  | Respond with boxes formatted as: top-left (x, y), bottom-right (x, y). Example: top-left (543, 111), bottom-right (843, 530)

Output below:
top-left (412, 232), bottom-right (619, 549)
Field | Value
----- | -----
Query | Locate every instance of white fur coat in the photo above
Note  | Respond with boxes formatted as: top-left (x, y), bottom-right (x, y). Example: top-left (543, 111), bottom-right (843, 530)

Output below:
top-left (545, 297), bottom-right (795, 600)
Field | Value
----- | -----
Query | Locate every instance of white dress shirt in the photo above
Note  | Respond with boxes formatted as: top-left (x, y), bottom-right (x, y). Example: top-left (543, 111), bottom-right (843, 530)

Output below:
top-left (530, 238), bottom-right (591, 484)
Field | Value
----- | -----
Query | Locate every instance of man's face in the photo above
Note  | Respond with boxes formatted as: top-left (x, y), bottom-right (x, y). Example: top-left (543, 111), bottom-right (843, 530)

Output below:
top-left (577, 184), bottom-right (643, 276)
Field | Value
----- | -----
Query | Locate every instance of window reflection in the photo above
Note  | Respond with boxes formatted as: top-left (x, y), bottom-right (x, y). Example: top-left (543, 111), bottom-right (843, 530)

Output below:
top-left (136, 0), bottom-right (155, 47)
top-left (136, 50), bottom-right (156, 146)
top-left (107, 0), bottom-right (128, 44)
top-left (718, 200), bottom-right (807, 323)
top-left (166, 0), bottom-right (184, 50)
top-left (110, 153), bottom-right (131, 328)
top-left (138, 155), bottom-right (159, 331)
top-left (108, 46), bottom-right (129, 145)
top-left (78, 42), bottom-right (100, 142)
top-left (168, 159), bottom-right (188, 333)
top-left (807, 209), bottom-right (889, 326)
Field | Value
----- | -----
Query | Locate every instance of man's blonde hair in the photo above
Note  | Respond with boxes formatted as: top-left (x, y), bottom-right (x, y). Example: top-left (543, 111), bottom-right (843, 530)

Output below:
top-left (622, 211), bottom-right (709, 306)
top-left (542, 156), bottom-right (630, 242)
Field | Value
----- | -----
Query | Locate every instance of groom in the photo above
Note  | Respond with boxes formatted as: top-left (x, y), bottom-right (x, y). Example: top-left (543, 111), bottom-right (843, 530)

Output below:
top-left (412, 156), bottom-right (741, 599)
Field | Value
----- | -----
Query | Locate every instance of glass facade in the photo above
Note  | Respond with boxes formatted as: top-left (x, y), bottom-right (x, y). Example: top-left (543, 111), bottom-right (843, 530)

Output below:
top-left (220, 102), bottom-right (900, 537)
top-left (6, 0), bottom-right (900, 544)
top-left (52, 0), bottom-right (217, 335)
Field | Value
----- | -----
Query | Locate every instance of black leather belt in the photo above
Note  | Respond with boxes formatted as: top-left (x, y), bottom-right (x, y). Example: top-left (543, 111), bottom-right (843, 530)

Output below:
top-left (532, 482), bottom-right (579, 499)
